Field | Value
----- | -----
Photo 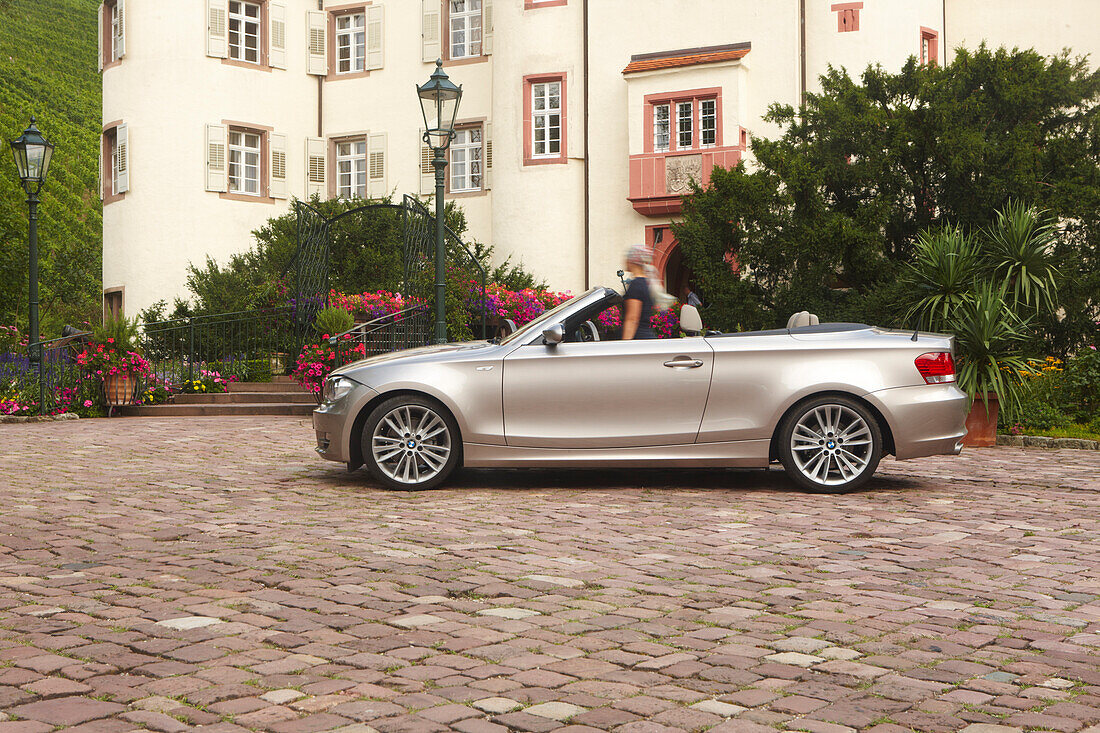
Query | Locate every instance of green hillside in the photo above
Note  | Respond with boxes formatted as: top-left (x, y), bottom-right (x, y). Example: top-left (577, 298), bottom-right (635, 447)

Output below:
top-left (0, 0), bottom-right (101, 337)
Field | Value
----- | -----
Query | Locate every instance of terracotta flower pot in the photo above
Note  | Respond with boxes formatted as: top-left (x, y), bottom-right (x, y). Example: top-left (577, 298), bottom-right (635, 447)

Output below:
top-left (963, 393), bottom-right (999, 447)
top-left (103, 372), bottom-right (136, 407)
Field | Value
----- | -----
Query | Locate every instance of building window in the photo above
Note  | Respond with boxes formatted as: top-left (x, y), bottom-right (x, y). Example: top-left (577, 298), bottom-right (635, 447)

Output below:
top-left (228, 129), bottom-right (262, 195)
top-left (676, 102), bottom-right (693, 150)
top-left (336, 139), bottom-right (367, 199)
top-left (110, 2), bottom-right (123, 61)
top-left (831, 2), bottom-right (863, 32)
top-left (229, 0), bottom-right (262, 63)
top-left (649, 94), bottom-right (719, 152)
top-left (450, 126), bottom-right (483, 192)
top-left (653, 104), bottom-right (670, 153)
top-left (532, 81), bottom-right (561, 158)
top-left (336, 13), bottom-right (366, 73)
top-left (920, 28), bottom-right (939, 66)
top-left (101, 123), bottom-right (128, 203)
top-left (449, 0), bottom-right (482, 59)
top-left (700, 99), bottom-right (717, 148)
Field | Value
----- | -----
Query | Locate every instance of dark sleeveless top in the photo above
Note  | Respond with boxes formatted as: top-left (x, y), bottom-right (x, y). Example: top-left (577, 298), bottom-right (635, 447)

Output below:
top-left (623, 277), bottom-right (656, 339)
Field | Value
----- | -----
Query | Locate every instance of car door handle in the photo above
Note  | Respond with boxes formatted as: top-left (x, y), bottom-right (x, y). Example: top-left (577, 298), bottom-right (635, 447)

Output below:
top-left (663, 357), bottom-right (704, 369)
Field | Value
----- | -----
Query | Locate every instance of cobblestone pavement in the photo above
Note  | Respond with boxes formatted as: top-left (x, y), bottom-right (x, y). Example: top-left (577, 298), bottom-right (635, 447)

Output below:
top-left (1, 417), bottom-right (1099, 733)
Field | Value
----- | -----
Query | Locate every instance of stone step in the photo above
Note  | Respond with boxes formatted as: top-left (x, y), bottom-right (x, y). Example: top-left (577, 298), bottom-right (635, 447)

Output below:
top-left (173, 392), bottom-right (315, 404)
top-left (117, 402), bottom-right (316, 417)
top-left (229, 380), bottom-right (303, 393)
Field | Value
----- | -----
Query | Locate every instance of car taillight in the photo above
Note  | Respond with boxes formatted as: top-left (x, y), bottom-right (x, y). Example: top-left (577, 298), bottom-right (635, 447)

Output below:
top-left (915, 352), bottom-right (956, 384)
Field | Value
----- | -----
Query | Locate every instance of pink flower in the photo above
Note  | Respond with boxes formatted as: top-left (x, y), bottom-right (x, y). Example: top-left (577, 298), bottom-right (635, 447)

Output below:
top-left (83, 400), bottom-right (93, 407)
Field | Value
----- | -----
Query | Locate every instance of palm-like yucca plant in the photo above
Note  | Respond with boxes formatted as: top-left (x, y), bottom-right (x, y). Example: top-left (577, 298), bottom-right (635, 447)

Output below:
top-left (951, 282), bottom-right (1033, 418)
top-left (902, 226), bottom-right (983, 331)
top-left (984, 200), bottom-right (1059, 312)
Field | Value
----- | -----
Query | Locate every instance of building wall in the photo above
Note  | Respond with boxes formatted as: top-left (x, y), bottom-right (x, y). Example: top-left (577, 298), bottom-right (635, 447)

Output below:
top-left (102, 0), bottom-right (1100, 316)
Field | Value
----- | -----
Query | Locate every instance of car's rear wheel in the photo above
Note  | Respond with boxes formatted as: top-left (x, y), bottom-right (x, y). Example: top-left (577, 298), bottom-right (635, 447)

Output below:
top-left (361, 395), bottom-right (460, 491)
top-left (778, 395), bottom-right (882, 493)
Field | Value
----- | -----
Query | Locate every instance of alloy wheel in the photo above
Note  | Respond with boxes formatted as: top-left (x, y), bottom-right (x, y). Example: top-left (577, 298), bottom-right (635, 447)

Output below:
top-left (789, 404), bottom-right (874, 487)
top-left (371, 404), bottom-right (452, 485)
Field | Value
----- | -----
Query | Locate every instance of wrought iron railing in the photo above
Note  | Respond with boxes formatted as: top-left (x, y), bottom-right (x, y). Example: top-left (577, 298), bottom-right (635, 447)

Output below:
top-left (330, 304), bottom-right (433, 368)
top-left (1, 331), bottom-right (91, 416)
top-left (141, 306), bottom-right (299, 387)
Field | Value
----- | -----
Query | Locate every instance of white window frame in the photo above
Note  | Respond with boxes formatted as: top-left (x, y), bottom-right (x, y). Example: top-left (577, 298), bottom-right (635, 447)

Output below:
top-left (449, 0), bottom-right (482, 60)
top-left (531, 81), bottom-right (561, 158)
top-left (110, 132), bottom-right (121, 195)
top-left (336, 13), bottom-right (366, 74)
top-left (653, 103), bottom-right (670, 153)
top-left (676, 101), bottom-right (693, 151)
top-left (336, 139), bottom-right (368, 199)
top-left (228, 130), bottom-right (263, 196)
top-left (228, 0), bottom-right (262, 64)
top-left (450, 126), bottom-right (483, 192)
top-left (110, 2), bottom-right (122, 62)
top-left (700, 99), bottom-right (717, 148)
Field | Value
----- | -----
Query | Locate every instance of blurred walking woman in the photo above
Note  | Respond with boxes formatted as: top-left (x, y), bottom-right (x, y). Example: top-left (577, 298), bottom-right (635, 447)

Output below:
top-left (621, 245), bottom-right (669, 340)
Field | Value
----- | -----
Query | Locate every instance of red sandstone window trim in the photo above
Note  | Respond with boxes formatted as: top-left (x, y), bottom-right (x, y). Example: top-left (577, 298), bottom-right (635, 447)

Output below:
top-left (920, 27), bottom-right (940, 66)
top-left (222, 0), bottom-right (273, 72)
top-left (101, 120), bottom-right (125, 205)
top-left (219, 120), bottom-right (276, 204)
top-left (327, 2), bottom-right (372, 81)
top-left (523, 72), bottom-right (567, 166)
top-left (642, 88), bottom-right (723, 154)
top-left (831, 2), bottom-right (863, 32)
top-left (524, 0), bottom-right (567, 9)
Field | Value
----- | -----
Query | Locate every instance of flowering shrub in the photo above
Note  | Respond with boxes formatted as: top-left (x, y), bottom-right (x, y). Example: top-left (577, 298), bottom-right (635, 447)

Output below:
top-left (178, 369), bottom-right (231, 394)
top-left (329, 290), bottom-right (410, 321)
top-left (142, 384), bottom-right (173, 405)
top-left (0, 325), bottom-right (22, 353)
top-left (292, 336), bottom-right (366, 402)
top-left (77, 340), bottom-right (152, 382)
top-left (1, 379), bottom-right (33, 416)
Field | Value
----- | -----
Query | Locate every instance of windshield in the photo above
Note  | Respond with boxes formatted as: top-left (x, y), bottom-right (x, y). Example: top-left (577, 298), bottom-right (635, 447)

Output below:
top-left (499, 290), bottom-right (593, 345)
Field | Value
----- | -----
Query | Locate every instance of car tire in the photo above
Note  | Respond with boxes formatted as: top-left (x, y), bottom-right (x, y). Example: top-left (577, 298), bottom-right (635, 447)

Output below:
top-left (778, 395), bottom-right (883, 493)
top-left (361, 395), bottom-right (461, 491)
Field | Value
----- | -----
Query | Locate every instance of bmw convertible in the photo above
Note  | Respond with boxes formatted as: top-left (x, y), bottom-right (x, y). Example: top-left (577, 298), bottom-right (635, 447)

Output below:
top-left (312, 286), bottom-right (968, 493)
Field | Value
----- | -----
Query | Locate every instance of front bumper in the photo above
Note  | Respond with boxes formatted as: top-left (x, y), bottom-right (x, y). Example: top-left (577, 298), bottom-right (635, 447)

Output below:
top-left (867, 383), bottom-right (969, 460)
top-left (312, 382), bottom-right (379, 464)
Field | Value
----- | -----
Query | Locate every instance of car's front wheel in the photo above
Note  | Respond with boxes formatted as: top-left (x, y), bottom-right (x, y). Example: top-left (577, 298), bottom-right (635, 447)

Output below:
top-left (778, 395), bottom-right (882, 493)
top-left (361, 395), bottom-right (460, 491)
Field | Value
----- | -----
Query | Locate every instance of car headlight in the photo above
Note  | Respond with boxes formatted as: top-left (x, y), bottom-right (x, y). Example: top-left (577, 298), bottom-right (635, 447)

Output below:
top-left (323, 375), bottom-right (356, 403)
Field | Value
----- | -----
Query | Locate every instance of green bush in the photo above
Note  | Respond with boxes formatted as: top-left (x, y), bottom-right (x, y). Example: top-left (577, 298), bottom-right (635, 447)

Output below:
top-left (313, 307), bottom-right (354, 338)
top-left (93, 313), bottom-right (142, 353)
top-left (1062, 347), bottom-right (1100, 423)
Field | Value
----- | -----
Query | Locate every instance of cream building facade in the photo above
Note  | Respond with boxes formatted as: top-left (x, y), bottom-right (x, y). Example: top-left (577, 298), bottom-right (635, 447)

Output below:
top-left (99, 0), bottom-right (1100, 317)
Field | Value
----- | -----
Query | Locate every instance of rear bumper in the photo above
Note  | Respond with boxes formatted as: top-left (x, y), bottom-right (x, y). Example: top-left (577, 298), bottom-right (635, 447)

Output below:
top-left (866, 383), bottom-right (969, 460)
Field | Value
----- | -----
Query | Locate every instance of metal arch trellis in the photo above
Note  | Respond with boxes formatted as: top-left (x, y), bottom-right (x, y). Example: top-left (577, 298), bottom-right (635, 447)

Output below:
top-left (293, 200), bottom-right (332, 333)
top-left (290, 196), bottom-right (487, 348)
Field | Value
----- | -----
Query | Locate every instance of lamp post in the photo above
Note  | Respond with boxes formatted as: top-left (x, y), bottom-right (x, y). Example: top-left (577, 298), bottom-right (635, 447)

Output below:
top-left (417, 60), bottom-right (462, 344)
top-left (9, 117), bottom-right (55, 410)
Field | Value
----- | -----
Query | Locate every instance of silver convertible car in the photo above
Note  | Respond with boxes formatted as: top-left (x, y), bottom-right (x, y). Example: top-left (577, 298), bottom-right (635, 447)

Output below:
top-left (313, 287), bottom-right (968, 493)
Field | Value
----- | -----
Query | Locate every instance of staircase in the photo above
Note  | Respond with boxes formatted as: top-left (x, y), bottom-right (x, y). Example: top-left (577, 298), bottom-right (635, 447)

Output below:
top-left (118, 377), bottom-right (316, 417)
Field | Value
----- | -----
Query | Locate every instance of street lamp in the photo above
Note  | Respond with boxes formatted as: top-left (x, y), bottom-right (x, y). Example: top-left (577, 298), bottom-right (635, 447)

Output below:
top-left (417, 60), bottom-right (462, 344)
top-left (9, 117), bottom-right (54, 397)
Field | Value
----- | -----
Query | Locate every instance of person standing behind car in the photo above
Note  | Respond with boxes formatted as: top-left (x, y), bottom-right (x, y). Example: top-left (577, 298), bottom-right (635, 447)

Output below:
top-left (621, 245), bottom-right (670, 340)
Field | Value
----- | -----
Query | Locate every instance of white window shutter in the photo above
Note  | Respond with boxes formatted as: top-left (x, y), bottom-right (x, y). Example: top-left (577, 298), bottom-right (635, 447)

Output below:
top-left (366, 5), bottom-right (384, 70)
top-left (368, 132), bottom-right (387, 198)
top-left (269, 133), bottom-right (288, 199)
top-left (206, 123), bottom-right (228, 192)
top-left (98, 133), bottom-right (105, 200)
top-left (115, 123), bottom-right (130, 193)
top-left (306, 137), bottom-right (327, 198)
top-left (207, 0), bottom-right (229, 58)
top-left (484, 122), bottom-right (492, 190)
top-left (269, 2), bottom-right (287, 69)
top-left (97, 4), bottom-right (104, 71)
top-left (422, 0), bottom-right (440, 63)
top-left (116, 0), bottom-right (126, 58)
top-left (307, 10), bottom-right (327, 76)
top-left (482, 0), bottom-right (493, 55)
top-left (419, 130), bottom-right (435, 195)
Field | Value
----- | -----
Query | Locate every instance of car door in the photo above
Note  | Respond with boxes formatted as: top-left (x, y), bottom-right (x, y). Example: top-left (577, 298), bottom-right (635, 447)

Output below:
top-left (502, 337), bottom-right (715, 448)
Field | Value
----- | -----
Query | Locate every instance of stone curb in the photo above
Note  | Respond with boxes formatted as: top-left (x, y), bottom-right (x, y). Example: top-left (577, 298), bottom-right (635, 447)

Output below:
top-left (997, 433), bottom-right (1099, 450)
top-left (0, 412), bottom-right (80, 424)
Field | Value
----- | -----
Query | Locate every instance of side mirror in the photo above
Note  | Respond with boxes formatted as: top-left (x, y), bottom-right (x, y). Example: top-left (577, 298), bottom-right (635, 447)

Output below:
top-left (679, 305), bottom-right (703, 335)
top-left (542, 323), bottom-right (565, 345)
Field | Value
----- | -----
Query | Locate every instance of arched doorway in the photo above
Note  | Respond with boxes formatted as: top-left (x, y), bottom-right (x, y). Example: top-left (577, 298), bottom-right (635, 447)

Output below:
top-left (647, 224), bottom-right (694, 302)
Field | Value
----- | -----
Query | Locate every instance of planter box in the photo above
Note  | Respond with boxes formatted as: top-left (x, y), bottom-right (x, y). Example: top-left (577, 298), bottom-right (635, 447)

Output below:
top-left (963, 394), bottom-right (999, 447)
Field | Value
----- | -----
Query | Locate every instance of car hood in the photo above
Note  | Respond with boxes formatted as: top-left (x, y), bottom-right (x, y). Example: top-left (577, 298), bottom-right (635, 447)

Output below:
top-left (333, 340), bottom-right (500, 376)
